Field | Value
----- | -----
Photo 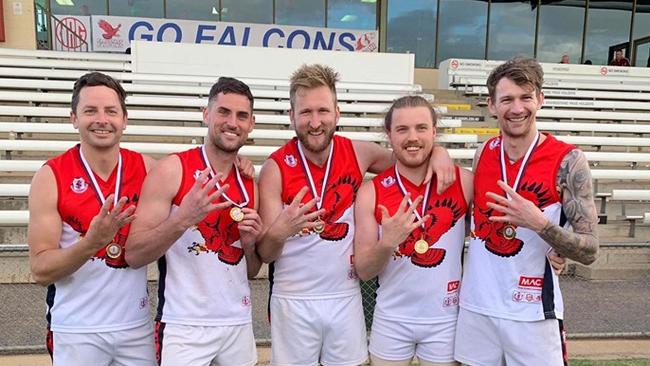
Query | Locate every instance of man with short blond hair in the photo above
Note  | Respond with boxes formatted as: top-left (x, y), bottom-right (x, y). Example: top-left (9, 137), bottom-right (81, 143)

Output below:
top-left (257, 64), bottom-right (456, 365)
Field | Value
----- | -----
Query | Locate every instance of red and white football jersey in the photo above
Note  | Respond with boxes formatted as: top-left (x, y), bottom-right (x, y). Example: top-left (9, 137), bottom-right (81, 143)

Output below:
top-left (46, 145), bottom-right (149, 333)
top-left (156, 147), bottom-right (255, 326)
top-left (269, 136), bottom-right (363, 299)
top-left (461, 133), bottom-right (575, 321)
top-left (372, 165), bottom-right (467, 323)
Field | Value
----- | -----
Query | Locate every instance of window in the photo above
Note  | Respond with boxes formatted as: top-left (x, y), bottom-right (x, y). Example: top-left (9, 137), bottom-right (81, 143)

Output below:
top-left (221, 0), bottom-right (273, 24)
top-left (437, 0), bottom-right (487, 65)
top-left (327, 0), bottom-right (377, 30)
top-left (537, 0), bottom-right (585, 63)
top-left (166, 0), bottom-right (219, 21)
top-left (51, 0), bottom-right (106, 16)
top-left (487, 0), bottom-right (536, 60)
top-left (583, 1), bottom-right (633, 65)
top-left (387, 0), bottom-right (437, 68)
top-left (633, 2), bottom-right (650, 41)
top-left (276, 0), bottom-right (325, 27)
top-left (109, 0), bottom-right (164, 18)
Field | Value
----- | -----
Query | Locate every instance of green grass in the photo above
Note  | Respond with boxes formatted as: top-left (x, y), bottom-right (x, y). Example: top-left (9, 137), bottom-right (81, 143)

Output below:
top-left (360, 359), bottom-right (650, 366)
top-left (571, 360), bottom-right (650, 366)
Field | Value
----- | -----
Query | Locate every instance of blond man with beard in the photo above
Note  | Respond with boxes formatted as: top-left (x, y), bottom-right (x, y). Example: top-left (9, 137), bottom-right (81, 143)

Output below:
top-left (257, 65), bottom-right (455, 366)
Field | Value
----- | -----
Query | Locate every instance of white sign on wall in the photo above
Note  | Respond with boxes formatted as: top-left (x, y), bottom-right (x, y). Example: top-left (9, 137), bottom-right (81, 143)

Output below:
top-left (89, 15), bottom-right (378, 53)
top-left (52, 15), bottom-right (91, 51)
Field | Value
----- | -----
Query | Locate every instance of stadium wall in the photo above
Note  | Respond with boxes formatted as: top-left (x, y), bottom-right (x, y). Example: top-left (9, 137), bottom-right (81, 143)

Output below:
top-left (0, 0), bottom-right (35, 49)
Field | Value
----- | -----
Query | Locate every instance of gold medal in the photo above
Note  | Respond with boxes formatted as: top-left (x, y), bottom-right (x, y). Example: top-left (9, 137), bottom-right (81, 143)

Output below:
top-left (313, 218), bottom-right (325, 234)
top-left (503, 224), bottom-right (517, 240)
top-left (230, 207), bottom-right (244, 222)
top-left (106, 242), bottom-right (122, 259)
top-left (414, 239), bottom-right (429, 254)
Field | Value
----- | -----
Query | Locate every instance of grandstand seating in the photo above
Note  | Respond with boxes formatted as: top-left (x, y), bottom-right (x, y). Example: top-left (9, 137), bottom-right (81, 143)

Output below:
top-left (2, 50), bottom-right (650, 241)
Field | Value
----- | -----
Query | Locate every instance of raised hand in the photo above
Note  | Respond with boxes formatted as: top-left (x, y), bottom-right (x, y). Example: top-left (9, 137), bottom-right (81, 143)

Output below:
top-left (238, 208), bottom-right (263, 252)
top-left (85, 194), bottom-right (136, 250)
top-left (486, 180), bottom-right (549, 232)
top-left (378, 194), bottom-right (429, 249)
top-left (273, 186), bottom-right (325, 238)
top-left (176, 168), bottom-right (232, 229)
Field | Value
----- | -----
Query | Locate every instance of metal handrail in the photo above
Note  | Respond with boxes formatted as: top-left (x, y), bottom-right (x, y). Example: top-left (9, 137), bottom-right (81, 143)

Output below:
top-left (34, 2), bottom-right (89, 52)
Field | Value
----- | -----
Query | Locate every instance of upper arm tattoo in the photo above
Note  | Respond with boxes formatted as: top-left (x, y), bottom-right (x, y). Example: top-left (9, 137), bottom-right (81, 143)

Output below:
top-left (538, 149), bottom-right (599, 265)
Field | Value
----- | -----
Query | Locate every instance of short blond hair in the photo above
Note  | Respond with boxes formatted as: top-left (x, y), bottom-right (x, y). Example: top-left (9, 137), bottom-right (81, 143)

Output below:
top-left (289, 64), bottom-right (339, 109)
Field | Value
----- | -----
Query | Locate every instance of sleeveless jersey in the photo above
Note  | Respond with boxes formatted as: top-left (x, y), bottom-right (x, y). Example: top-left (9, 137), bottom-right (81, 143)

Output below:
top-left (269, 136), bottom-right (363, 299)
top-left (46, 145), bottom-right (149, 333)
top-left (156, 147), bottom-right (254, 326)
top-left (372, 165), bottom-right (467, 324)
top-left (460, 133), bottom-right (575, 321)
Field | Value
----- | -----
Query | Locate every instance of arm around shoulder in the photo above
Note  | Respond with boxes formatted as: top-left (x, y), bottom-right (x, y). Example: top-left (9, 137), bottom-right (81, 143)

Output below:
top-left (352, 140), bottom-right (393, 175)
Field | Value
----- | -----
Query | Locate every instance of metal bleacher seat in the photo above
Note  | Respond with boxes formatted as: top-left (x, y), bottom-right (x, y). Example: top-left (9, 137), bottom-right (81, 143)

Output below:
top-left (0, 122), bottom-right (471, 144)
top-left (0, 77), bottom-right (412, 103)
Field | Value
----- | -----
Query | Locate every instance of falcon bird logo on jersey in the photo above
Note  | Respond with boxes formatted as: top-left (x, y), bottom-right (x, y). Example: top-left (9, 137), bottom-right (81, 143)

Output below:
top-left (187, 211), bottom-right (244, 266)
top-left (396, 197), bottom-right (464, 268)
top-left (288, 174), bottom-right (361, 242)
top-left (474, 180), bottom-right (552, 257)
top-left (65, 215), bottom-right (129, 268)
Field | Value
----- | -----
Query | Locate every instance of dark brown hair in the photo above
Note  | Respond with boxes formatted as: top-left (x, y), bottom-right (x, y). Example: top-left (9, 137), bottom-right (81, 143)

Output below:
top-left (71, 72), bottom-right (127, 115)
top-left (486, 56), bottom-right (544, 101)
top-left (208, 76), bottom-right (254, 110)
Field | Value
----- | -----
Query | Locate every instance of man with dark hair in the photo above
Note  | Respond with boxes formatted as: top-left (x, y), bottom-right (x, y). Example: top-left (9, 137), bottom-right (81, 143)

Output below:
top-left (257, 64), bottom-right (456, 365)
top-left (454, 57), bottom-right (599, 365)
top-left (609, 49), bottom-right (630, 66)
top-left (28, 71), bottom-right (156, 365)
top-left (125, 76), bottom-right (262, 366)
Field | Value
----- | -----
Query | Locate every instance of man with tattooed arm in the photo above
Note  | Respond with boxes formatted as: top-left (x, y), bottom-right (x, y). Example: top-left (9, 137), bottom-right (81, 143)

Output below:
top-left (454, 57), bottom-right (599, 366)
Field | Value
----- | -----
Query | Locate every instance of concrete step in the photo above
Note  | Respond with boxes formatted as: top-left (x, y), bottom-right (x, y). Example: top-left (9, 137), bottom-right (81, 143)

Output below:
top-left (0, 227), bottom-right (26, 246)
top-left (574, 262), bottom-right (650, 280)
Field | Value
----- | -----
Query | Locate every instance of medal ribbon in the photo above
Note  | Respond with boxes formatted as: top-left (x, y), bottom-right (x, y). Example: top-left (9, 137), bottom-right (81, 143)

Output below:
top-left (393, 165), bottom-right (432, 231)
top-left (499, 132), bottom-right (540, 200)
top-left (296, 139), bottom-right (334, 210)
top-left (200, 145), bottom-right (249, 208)
top-left (79, 146), bottom-right (122, 206)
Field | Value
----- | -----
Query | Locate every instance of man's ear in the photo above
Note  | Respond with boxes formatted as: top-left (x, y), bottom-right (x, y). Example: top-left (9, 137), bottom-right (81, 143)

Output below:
top-left (486, 96), bottom-right (497, 116)
top-left (70, 111), bottom-right (79, 129)
top-left (202, 106), bottom-right (209, 126)
top-left (537, 91), bottom-right (545, 110)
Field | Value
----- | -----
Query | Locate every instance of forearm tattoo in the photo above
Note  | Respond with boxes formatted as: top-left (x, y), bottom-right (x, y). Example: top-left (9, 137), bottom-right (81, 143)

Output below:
top-left (538, 149), bottom-right (599, 265)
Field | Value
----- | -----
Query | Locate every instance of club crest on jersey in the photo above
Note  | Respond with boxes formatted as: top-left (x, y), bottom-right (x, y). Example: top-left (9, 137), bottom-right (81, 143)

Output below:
top-left (70, 177), bottom-right (88, 194)
top-left (284, 154), bottom-right (297, 168)
top-left (193, 169), bottom-right (202, 180)
top-left (381, 175), bottom-right (395, 188)
top-left (489, 137), bottom-right (501, 150)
